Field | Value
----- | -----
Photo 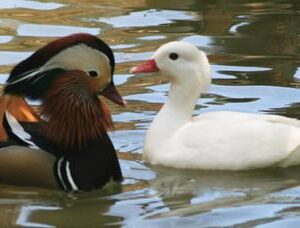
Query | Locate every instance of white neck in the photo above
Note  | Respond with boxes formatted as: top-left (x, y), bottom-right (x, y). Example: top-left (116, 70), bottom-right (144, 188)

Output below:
top-left (144, 76), bottom-right (202, 157)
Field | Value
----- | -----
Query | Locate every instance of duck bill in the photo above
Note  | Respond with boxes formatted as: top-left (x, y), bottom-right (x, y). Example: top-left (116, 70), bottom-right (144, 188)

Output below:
top-left (130, 59), bottom-right (160, 73)
top-left (101, 83), bottom-right (126, 106)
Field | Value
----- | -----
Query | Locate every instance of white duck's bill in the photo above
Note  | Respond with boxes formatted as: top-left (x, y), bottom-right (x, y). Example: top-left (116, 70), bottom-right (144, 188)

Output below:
top-left (130, 59), bottom-right (160, 73)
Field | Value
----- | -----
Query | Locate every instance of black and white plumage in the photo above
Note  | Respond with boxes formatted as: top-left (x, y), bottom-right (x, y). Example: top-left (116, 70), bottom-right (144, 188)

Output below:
top-left (0, 33), bottom-right (125, 191)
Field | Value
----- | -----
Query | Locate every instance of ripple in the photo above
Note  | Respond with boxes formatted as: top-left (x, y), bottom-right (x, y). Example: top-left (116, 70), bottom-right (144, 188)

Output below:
top-left (121, 160), bottom-right (156, 181)
top-left (0, 36), bottom-right (13, 44)
top-left (293, 67), bottom-right (300, 80)
top-left (126, 79), bottom-right (300, 116)
top-left (229, 21), bottom-right (251, 34)
top-left (0, 51), bottom-right (32, 65)
top-left (110, 130), bottom-right (145, 153)
top-left (181, 35), bottom-right (213, 49)
top-left (18, 24), bottom-right (100, 37)
top-left (186, 204), bottom-right (297, 227)
top-left (0, 0), bottom-right (64, 10)
top-left (113, 112), bottom-right (150, 123)
top-left (111, 44), bottom-right (138, 50)
top-left (190, 190), bottom-right (245, 205)
top-left (96, 9), bottom-right (199, 28)
top-left (138, 35), bottom-right (166, 41)
top-left (0, 74), bottom-right (8, 83)
top-left (113, 74), bottom-right (133, 86)
top-left (258, 217), bottom-right (300, 228)
top-left (115, 51), bottom-right (152, 63)
top-left (213, 64), bottom-right (272, 79)
top-left (107, 193), bottom-right (165, 227)
top-left (205, 85), bottom-right (300, 114)
top-left (16, 205), bottom-right (61, 227)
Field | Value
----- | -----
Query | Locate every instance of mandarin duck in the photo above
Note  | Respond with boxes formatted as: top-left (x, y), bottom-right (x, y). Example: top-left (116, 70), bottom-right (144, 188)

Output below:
top-left (0, 33), bottom-right (125, 191)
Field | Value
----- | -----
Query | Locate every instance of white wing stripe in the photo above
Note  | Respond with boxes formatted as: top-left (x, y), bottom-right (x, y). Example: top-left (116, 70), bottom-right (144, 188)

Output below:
top-left (57, 158), bottom-right (68, 191)
top-left (65, 161), bottom-right (79, 191)
top-left (5, 111), bottom-right (40, 149)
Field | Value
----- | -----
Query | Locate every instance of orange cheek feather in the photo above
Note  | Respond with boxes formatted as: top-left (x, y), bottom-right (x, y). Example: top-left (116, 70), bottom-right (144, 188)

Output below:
top-left (0, 95), bottom-right (40, 141)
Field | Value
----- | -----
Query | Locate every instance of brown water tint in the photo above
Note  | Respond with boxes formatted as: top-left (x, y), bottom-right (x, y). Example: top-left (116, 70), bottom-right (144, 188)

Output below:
top-left (0, 0), bottom-right (300, 227)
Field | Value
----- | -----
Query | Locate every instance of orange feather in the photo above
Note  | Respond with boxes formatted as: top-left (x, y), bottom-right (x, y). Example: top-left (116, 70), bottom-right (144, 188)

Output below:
top-left (0, 95), bottom-right (40, 141)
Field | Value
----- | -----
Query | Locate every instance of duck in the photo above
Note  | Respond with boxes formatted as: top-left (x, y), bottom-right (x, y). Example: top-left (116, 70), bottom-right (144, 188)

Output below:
top-left (130, 41), bottom-right (300, 170)
top-left (0, 33), bottom-right (126, 191)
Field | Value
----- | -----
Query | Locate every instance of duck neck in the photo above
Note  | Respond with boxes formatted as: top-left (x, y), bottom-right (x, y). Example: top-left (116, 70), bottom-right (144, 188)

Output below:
top-left (165, 81), bottom-right (199, 123)
top-left (145, 79), bottom-right (201, 153)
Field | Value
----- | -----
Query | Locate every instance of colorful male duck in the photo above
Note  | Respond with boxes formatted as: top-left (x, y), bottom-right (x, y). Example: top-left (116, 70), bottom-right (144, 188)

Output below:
top-left (0, 33), bottom-right (125, 191)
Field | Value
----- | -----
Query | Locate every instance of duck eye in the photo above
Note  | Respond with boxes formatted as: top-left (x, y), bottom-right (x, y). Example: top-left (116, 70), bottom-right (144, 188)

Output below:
top-left (169, 53), bottom-right (179, 60)
top-left (88, 70), bottom-right (98, 78)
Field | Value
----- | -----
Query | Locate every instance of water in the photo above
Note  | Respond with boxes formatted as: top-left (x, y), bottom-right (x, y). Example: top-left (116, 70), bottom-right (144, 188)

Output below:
top-left (0, 0), bottom-right (300, 227)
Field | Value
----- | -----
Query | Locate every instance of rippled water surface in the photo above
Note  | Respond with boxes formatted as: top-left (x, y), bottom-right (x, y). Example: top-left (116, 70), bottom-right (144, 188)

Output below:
top-left (1, 0), bottom-right (300, 227)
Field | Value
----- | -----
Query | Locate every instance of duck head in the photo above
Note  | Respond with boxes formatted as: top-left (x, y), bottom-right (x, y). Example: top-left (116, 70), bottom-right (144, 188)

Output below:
top-left (3, 33), bottom-right (126, 148)
top-left (131, 41), bottom-right (211, 92)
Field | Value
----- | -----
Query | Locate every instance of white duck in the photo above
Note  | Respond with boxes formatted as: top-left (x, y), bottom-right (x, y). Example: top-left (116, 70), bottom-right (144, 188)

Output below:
top-left (130, 41), bottom-right (300, 170)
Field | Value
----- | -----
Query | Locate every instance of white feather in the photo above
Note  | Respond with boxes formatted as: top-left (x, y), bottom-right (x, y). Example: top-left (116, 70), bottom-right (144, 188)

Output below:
top-left (65, 161), bottom-right (78, 191)
top-left (5, 111), bottom-right (40, 150)
top-left (56, 157), bottom-right (67, 190)
top-left (142, 41), bottom-right (300, 170)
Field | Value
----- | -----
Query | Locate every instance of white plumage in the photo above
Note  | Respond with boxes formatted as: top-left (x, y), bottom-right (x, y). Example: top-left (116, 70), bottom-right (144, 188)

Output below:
top-left (132, 41), bottom-right (300, 170)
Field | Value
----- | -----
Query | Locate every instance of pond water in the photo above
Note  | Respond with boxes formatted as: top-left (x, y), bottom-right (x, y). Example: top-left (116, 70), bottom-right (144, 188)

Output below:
top-left (1, 0), bottom-right (300, 227)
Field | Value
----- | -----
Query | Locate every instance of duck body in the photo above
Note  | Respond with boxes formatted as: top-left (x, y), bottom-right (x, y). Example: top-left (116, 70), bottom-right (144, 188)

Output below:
top-left (146, 110), bottom-right (300, 170)
top-left (0, 117), bottom-right (121, 190)
top-left (0, 33), bottom-right (125, 191)
top-left (131, 41), bottom-right (300, 170)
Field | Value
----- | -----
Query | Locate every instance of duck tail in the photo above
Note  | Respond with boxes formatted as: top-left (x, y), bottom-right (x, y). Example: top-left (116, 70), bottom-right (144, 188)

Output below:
top-left (0, 95), bottom-right (40, 141)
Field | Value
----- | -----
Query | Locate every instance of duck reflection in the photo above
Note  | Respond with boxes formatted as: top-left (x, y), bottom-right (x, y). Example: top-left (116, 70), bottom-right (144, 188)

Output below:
top-left (145, 165), bottom-right (300, 218)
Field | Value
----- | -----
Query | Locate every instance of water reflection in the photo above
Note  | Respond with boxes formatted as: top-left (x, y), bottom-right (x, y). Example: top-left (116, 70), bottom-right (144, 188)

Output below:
top-left (17, 24), bottom-right (100, 37)
top-left (0, 0), bottom-right (300, 227)
top-left (107, 166), bottom-right (300, 227)
top-left (0, 0), bottom-right (64, 10)
top-left (97, 9), bottom-right (199, 28)
top-left (17, 205), bottom-right (61, 227)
